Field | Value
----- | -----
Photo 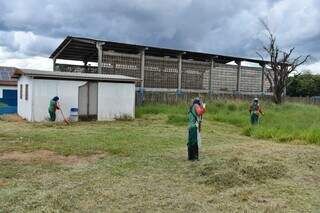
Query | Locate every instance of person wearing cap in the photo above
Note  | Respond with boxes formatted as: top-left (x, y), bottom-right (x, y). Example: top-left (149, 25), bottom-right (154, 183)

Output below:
top-left (48, 96), bottom-right (60, 121)
top-left (187, 97), bottom-right (206, 161)
top-left (249, 98), bottom-right (263, 125)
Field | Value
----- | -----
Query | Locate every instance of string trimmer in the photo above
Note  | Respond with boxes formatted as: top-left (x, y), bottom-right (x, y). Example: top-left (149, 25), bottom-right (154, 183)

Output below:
top-left (59, 108), bottom-right (70, 125)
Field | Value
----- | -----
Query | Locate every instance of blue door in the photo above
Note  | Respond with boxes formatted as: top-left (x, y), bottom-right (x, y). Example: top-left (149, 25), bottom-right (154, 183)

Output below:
top-left (2, 90), bottom-right (17, 106)
top-left (0, 89), bottom-right (17, 115)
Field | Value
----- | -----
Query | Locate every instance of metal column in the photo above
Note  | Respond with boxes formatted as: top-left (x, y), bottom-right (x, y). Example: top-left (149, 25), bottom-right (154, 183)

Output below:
top-left (261, 63), bottom-right (265, 94)
top-left (52, 58), bottom-right (56, 71)
top-left (177, 54), bottom-right (182, 94)
top-left (209, 59), bottom-right (215, 95)
top-left (84, 61), bottom-right (88, 73)
top-left (140, 49), bottom-right (146, 104)
top-left (96, 42), bottom-right (105, 74)
top-left (236, 60), bottom-right (242, 93)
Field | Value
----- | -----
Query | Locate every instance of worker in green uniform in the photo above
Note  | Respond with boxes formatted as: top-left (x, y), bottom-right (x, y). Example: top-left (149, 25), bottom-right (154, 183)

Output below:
top-left (187, 97), bottom-right (206, 161)
top-left (48, 96), bottom-right (60, 121)
top-left (249, 98), bottom-right (263, 125)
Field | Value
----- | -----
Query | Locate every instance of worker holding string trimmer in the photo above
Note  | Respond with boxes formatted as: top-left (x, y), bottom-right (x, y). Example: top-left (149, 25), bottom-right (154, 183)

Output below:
top-left (48, 96), bottom-right (60, 121)
top-left (187, 97), bottom-right (206, 161)
top-left (249, 98), bottom-right (264, 125)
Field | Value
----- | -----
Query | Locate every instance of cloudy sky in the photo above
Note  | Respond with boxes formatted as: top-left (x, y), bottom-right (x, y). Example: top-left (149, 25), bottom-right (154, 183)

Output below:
top-left (0, 0), bottom-right (319, 73)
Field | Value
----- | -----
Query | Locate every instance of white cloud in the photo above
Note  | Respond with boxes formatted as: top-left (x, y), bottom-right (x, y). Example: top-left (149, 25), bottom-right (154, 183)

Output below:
top-left (300, 61), bottom-right (320, 74)
top-left (0, 30), bottom-right (60, 70)
top-left (267, 0), bottom-right (320, 47)
top-left (0, 0), bottom-right (319, 74)
top-left (0, 56), bottom-right (52, 71)
top-left (0, 31), bottom-right (61, 57)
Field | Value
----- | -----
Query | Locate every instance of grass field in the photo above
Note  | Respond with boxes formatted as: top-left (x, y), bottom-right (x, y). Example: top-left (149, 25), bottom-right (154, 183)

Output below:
top-left (138, 101), bottom-right (320, 144)
top-left (0, 102), bottom-right (320, 212)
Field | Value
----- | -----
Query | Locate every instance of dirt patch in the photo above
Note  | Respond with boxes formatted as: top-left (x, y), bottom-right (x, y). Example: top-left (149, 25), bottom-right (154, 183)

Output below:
top-left (199, 158), bottom-right (287, 190)
top-left (0, 150), bottom-right (105, 165)
top-left (0, 114), bottom-right (25, 122)
top-left (0, 179), bottom-right (7, 187)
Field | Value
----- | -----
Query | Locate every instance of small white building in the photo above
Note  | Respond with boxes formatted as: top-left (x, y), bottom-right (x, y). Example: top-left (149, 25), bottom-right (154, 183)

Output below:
top-left (13, 68), bottom-right (138, 122)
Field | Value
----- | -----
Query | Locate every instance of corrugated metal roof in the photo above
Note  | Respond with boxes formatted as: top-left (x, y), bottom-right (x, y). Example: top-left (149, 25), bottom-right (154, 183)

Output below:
top-left (0, 66), bottom-right (17, 86)
top-left (0, 81), bottom-right (17, 86)
top-left (0, 66), bottom-right (15, 80)
top-left (50, 36), bottom-right (268, 65)
top-left (13, 68), bottom-right (139, 83)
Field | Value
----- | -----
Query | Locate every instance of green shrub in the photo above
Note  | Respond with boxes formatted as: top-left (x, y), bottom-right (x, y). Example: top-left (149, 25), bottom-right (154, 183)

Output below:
top-left (227, 103), bottom-right (237, 111)
top-left (214, 101), bottom-right (225, 108)
top-left (242, 126), bottom-right (253, 136)
top-left (300, 130), bottom-right (320, 144)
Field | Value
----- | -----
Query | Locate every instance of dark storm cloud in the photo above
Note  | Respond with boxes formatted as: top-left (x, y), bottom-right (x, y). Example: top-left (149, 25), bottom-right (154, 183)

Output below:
top-left (0, 0), bottom-right (319, 65)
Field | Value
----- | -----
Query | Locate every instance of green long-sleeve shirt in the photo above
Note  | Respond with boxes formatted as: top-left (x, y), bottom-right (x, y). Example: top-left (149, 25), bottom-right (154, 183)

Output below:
top-left (48, 100), bottom-right (59, 112)
top-left (188, 105), bottom-right (198, 129)
top-left (188, 105), bottom-right (200, 146)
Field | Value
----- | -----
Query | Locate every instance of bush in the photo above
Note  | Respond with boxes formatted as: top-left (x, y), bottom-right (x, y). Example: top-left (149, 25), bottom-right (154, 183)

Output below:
top-left (242, 126), bottom-right (253, 137)
top-left (227, 103), bottom-right (237, 111)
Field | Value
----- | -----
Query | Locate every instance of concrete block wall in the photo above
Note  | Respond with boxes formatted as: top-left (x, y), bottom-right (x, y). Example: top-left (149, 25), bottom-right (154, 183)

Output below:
top-left (55, 51), bottom-right (271, 95)
top-left (240, 66), bottom-right (262, 93)
top-left (181, 60), bottom-right (210, 90)
top-left (144, 56), bottom-right (178, 89)
top-left (212, 64), bottom-right (238, 92)
top-left (55, 64), bottom-right (97, 73)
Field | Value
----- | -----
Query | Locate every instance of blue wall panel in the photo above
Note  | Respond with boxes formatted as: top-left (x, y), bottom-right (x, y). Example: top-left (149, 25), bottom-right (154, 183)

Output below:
top-left (0, 89), bottom-right (17, 106)
top-left (0, 106), bottom-right (17, 115)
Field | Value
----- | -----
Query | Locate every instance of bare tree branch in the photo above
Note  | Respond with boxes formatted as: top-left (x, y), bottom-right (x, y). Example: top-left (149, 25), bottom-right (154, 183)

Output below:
top-left (256, 51), bottom-right (264, 61)
top-left (258, 21), bottom-right (310, 104)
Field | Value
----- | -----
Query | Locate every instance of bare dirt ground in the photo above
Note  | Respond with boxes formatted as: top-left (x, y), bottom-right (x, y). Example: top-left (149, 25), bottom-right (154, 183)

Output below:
top-left (0, 114), bottom-right (25, 122)
top-left (0, 150), bottom-right (104, 165)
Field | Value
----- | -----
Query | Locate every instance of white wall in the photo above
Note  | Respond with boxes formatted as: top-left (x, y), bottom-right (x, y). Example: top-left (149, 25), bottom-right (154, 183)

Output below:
top-left (17, 76), bottom-right (136, 122)
top-left (32, 79), bottom-right (86, 122)
top-left (98, 82), bottom-right (135, 121)
top-left (0, 86), bottom-right (16, 98)
top-left (17, 75), bottom-right (33, 120)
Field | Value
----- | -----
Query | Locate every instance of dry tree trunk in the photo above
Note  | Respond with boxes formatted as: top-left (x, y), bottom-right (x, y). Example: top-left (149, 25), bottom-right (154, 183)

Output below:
top-left (257, 21), bottom-right (310, 104)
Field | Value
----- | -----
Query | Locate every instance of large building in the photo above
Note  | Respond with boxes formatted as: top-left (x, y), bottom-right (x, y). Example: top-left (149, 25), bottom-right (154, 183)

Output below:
top-left (50, 36), bottom-right (271, 98)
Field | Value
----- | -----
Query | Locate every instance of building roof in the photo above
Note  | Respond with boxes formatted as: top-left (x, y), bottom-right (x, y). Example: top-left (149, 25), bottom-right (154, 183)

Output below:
top-left (0, 81), bottom-right (17, 86)
top-left (0, 66), bottom-right (17, 86)
top-left (50, 36), bottom-right (268, 65)
top-left (12, 68), bottom-right (139, 83)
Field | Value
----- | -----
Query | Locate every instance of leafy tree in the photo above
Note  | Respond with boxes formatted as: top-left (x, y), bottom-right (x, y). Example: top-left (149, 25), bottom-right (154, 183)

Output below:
top-left (287, 72), bottom-right (320, 97)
